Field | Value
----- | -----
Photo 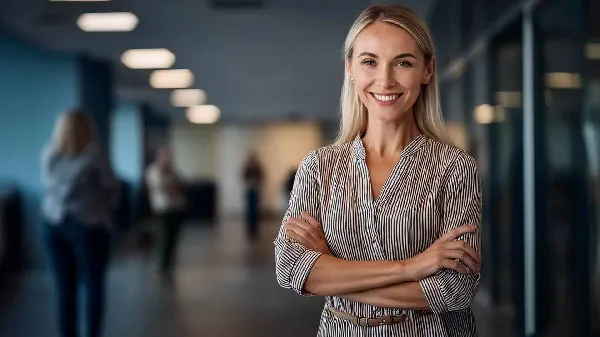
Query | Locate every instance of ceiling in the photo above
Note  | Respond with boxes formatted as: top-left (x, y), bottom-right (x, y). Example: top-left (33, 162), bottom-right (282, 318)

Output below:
top-left (0, 0), bottom-right (436, 123)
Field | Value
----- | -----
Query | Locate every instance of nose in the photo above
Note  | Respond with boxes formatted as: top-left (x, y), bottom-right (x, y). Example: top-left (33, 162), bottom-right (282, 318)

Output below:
top-left (376, 65), bottom-right (395, 88)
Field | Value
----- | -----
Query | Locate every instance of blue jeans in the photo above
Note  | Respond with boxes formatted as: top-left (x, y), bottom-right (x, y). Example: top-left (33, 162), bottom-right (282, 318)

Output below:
top-left (45, 216), bottom-right (110, 337)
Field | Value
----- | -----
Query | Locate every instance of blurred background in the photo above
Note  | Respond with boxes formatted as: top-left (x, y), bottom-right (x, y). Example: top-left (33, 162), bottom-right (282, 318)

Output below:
top-left (0, 0), bottom-right (598, 336)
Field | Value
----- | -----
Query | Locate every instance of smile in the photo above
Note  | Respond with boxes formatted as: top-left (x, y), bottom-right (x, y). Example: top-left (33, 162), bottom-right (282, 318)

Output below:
top-left (370, 92), bottom-right (402, 105)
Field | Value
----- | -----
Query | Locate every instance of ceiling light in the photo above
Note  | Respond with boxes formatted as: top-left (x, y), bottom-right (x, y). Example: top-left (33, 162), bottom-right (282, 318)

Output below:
top-left (586, 43), bottom-right (600, 60)
top-left (150, 69), bottom-right (194, 89)
top-left (474, 104), bottom-right (495, 124)
top-left (77, 12), bottom-right (138, 32)
top-left (186, 105), bottom-right (220, 124)
top-left (545, 72), bottom-right (581, 89)
top-left (171, 89), bottom-right (206, 107)
top-left (121, 49), bottom-right (175, 69)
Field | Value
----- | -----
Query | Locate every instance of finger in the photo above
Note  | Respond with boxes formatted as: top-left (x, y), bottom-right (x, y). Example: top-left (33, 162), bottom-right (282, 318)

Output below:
top-left (441, 258), bottom-right (469, 274)
top-left (301, 212), bottom-right (322, 230)
top-left (439, 224), bottom-right (477, 243)
top-left (444, 240), bottom-right (481, 264)
top-left (285, 221), bottom-right (320, 245)
top-left (444, 249), bottom-right (479, 273)
top-left (287, 218), bottom-right (322, 241)
top-left (446, 241), bottom-right (481, 264)
top-left (285, 229), bottom-right (313, 249)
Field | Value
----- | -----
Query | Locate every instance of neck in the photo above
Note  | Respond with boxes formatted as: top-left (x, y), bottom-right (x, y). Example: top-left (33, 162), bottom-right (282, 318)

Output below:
top-left (361, 111), bottom-right (421, 158)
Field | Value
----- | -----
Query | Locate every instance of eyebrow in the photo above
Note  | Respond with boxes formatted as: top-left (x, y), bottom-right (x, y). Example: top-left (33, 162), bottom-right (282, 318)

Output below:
top-left (357, 52), bottom-right (417, 60)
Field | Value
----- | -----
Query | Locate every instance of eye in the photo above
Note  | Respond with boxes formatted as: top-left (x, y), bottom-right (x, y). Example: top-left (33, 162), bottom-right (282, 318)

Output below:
top-left (361, 59), bottom-right (376, 66)
top-left (396, 60), bottom-right (413, 68)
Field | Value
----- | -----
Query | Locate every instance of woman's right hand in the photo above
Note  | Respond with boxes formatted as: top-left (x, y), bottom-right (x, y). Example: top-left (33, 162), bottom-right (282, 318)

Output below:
top-left (406, 224), bottom-right (480, 281)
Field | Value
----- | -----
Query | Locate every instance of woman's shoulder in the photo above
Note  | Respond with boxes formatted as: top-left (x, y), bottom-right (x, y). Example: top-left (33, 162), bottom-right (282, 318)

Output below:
top-left (300, 141), bottom-right (354, 169)
top-left (424, 136), bottom-right (477, 168)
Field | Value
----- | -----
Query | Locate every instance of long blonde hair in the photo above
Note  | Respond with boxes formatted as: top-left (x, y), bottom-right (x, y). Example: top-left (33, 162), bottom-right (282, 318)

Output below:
top-left (335, 4), bottom-right (447, 145)
top-left (51, 109), bottom-right (96, 157)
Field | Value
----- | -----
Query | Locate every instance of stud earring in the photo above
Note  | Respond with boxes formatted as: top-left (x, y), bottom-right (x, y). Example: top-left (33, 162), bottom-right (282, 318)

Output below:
top-left (350, 77), bottom-right (354, 81)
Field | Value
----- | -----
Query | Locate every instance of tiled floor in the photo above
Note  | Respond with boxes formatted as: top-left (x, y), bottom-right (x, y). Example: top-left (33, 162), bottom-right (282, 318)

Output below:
top-left (0, 218), bottom-right (509, 337)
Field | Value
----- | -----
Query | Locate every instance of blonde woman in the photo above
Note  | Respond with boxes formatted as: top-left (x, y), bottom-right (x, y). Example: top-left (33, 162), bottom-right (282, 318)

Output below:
top-left (275, 4), bottom-right (482, 336)
top-left (42, 109), bottom-right (120, 337)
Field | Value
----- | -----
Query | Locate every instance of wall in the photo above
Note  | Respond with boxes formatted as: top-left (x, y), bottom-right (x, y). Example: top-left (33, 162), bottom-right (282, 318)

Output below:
top-left (0, 33), bottom-right (77, 265)
top-left (110, 101), bottom-right (143, 226)
top-left (170, 124), bottom-right (220, 180)
top-left (170, 122), bottom-right (323, 216)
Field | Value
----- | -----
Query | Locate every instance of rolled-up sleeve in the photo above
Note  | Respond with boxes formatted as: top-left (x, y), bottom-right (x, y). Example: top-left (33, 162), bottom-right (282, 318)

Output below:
top-left (419, 154), bottom-right (482, 313)
top-left (274, 150), bottom-right (323, 296)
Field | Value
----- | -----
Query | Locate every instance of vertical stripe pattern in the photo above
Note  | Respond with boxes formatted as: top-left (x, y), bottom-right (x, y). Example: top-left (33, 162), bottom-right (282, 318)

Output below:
top-left (274, 134), bottom-right (482, 336)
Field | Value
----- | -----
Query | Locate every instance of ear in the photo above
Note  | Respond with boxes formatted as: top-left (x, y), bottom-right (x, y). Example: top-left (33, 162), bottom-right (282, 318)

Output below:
top-left (422, 56), bottom-right (435, 84)
top-left (345, 57), bottom-right (353, 80)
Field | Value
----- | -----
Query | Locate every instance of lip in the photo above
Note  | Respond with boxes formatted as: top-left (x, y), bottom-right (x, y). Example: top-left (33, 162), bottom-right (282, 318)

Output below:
top-left (370, 92), bottom-right (403, 106)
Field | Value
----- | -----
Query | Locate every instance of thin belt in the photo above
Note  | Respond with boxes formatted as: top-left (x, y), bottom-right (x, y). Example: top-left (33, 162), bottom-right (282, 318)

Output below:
top-left (327, 306), bottom-right (408, 327)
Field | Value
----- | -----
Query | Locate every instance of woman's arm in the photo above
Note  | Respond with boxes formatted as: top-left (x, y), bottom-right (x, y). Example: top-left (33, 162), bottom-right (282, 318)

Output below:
top-left (418, 154), bottom-right (482, 313)
top-left (339, 281), bottom-right (430, 310)
top-left (275, 151), bottom-right (412, 296)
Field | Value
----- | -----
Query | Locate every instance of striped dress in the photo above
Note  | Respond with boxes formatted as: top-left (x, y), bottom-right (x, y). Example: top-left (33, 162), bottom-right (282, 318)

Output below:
top-left (274, 134), bottom-right (482, 336)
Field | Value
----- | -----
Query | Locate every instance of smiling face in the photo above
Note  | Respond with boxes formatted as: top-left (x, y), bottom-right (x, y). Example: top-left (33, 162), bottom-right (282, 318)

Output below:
top-left (346, 21), bottom-right (434, 124)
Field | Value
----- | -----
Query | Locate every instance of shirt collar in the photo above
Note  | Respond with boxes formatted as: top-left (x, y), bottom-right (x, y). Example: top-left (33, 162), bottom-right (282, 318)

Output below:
top-left (351, 133), bottom-right (428, 162)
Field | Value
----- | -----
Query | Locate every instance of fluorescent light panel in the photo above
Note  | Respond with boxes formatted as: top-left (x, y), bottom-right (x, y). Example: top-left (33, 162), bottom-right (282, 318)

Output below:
top-left (171, 89), bottom-right (206, 107)
top-left (187, 105), bottom-right (220, 124)
top-left (77, 12), bottom-right (138, 32)
top-left (121, 49), bottom-right (175, 69)
top-left (150, 69), bottom-right (194, 89)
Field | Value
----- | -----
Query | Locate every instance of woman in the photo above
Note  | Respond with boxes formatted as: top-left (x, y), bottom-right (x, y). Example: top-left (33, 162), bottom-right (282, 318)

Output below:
top-left (145, 146), bottom-right (186, 275)
top-left (275, 4), bottom-right (482, 336)
top-left (42, 110), bottom-right (120, 337)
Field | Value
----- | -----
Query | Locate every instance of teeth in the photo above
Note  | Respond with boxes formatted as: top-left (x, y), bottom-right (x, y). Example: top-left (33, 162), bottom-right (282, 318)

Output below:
top-left (373, 94), bottom-right (398, 101)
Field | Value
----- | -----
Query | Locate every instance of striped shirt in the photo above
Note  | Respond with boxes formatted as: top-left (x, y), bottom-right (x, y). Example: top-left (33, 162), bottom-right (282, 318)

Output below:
top-left (274, 134), bottom-right (482, 336)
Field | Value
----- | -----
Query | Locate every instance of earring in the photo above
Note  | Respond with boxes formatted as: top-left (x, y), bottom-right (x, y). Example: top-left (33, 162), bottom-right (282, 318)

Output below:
top-left (350, 77), bottom-right (354, 81)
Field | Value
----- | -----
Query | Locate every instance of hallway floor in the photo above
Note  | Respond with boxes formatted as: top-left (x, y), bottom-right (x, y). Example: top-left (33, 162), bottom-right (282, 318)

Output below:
top-left (0, 218), bottom-right (509, 337)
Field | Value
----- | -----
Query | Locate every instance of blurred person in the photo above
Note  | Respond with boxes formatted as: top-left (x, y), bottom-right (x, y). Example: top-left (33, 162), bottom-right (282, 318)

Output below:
top-left (275, 4), bottom-right (482, 336)
top-left (242, 152), bottom-right (263, 240)
top-left (42, 109), bottom-right (120, 337)
top-left (282, 167), bottom-right (297, 212)
top-left (145, 146), bottom-right (186, 276)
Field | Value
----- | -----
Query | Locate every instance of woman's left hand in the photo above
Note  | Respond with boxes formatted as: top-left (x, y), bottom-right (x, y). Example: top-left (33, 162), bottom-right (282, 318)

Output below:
top-left (284, 211), bottom-right (332, 255)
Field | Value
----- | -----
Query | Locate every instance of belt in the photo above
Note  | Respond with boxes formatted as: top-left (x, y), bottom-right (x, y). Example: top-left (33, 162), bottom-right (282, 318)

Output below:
top-left (327, 306), bottom-right (408, 327)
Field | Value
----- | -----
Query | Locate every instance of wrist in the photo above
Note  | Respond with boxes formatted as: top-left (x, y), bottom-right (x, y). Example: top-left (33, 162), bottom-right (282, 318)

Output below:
top-left (396, 259), bottom-right (417, 282)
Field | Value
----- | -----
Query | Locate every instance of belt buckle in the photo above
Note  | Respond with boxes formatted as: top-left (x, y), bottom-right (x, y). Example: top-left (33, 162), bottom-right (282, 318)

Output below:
top-left (378, 315), bottom-right (391, 325)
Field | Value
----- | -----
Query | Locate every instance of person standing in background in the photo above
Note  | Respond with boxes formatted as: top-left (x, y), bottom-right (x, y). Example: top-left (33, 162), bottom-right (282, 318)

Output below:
top-left (42, 109), bottom-right (120, 337)
top-left (243, 152), bottom-right (264, 240)
top-left (145, 146), bottom-right (186, 277)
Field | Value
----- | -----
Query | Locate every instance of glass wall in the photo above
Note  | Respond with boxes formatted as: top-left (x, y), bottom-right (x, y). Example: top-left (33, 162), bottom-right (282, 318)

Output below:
top-left (428, 0), bottom-right (597, 336)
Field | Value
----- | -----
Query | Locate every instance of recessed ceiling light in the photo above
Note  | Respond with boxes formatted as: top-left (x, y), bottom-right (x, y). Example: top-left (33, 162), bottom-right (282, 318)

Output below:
top-left (121, 49), bottom-right (175, 69)
top-left (171, 89), bottom-right (207, 107)
top-left (150, 69), bottom-right (194, 89)
top-left (473, 104), bottom-right (495, 124)
top-left (77, 12), bottom-right (138, 32)
top-left (187, 105), bottom-right (220, 124)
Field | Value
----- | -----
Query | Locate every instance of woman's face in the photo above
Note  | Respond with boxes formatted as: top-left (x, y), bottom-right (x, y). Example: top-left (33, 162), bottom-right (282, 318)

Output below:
top-left (346, 21), bottom-right (434, 123)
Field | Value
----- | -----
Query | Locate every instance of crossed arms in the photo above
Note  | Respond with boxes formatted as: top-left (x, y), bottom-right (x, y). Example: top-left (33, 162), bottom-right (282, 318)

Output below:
top-left (274, 152), bottom-right (482, 314)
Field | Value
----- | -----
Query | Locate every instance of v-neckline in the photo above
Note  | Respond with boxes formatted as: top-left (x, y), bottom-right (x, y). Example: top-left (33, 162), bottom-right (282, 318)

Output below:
top-left (357, 134), bottom-right (426, 205)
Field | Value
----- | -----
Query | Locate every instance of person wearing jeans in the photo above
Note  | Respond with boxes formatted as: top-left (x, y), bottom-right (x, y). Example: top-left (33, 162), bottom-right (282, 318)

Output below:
top-left (41, 109), bottom-right (120, 337)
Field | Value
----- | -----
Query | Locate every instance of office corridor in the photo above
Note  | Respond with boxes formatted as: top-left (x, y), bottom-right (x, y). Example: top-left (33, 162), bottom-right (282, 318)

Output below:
top-left (0, 218), bottom-right (509, 337)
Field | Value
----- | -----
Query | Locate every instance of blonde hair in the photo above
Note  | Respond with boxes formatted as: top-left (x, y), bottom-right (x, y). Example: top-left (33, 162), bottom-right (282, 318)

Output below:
top-left (335, 4), bottom-right (448, 145)
top-left (51, 109), bottom-right (96, 157)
